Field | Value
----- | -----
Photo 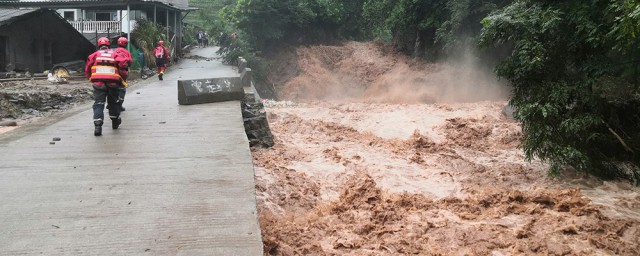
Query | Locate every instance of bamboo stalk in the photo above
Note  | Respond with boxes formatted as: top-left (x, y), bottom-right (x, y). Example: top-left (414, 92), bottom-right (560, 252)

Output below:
top-left (608, 127), bottom-right (634, 153)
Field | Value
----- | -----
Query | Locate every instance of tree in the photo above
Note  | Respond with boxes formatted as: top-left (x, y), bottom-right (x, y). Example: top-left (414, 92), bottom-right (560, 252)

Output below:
top-left (436, 0), bottom-right (510, 56)
top-left (362, 0), bottom-right (507, 60)
top-left (131, 19), bottom-right (169, 69)
top-left (480, 0), bottom-right (640, 180)
top-left (363, 0), bottom-right (449, 58)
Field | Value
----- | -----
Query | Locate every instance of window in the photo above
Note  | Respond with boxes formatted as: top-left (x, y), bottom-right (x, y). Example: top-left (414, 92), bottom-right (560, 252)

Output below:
top-left (63, 11), bottom-right (74, 21)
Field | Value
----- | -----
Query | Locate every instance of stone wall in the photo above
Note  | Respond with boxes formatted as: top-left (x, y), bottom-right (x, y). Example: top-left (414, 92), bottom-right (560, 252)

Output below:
top-left (237, 57), bottom-right (273, 148)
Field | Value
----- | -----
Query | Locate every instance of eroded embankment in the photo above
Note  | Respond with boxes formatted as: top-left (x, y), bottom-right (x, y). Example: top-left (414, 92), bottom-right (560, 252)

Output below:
top-left (0, 81), bottom-right (92, 120)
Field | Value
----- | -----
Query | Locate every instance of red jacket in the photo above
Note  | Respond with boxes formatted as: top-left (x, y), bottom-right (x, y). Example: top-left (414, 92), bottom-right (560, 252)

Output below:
top-left (154, 46), bottom-right (171, 63)
top-left (114, 47), bottom-right (133, 65)
top-left (114, 47), bottom-right (132, 81)
top-left (85, 47), bottom-right (128, 87)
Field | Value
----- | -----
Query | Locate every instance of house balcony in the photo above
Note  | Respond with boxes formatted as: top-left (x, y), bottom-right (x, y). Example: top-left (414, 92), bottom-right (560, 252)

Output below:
top-left (69, 20), bottom-right (121, 33)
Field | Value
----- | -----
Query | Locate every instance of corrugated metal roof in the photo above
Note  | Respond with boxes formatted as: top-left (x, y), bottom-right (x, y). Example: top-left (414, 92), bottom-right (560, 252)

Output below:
top-left (0, 8), bottom-right (39, 26)
top-left (142, 0), bottom-right (190, 9)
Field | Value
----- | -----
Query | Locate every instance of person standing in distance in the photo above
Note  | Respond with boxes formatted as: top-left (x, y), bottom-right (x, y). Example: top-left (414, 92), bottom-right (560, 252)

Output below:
top-left (196, 31), bottom-right (203, 47)
top-left (114, 36), bottom-right (132, 111)
top-left (85, 37), bottom-right (128, 136)
top-left (154, 40), bottom-right (171, 80)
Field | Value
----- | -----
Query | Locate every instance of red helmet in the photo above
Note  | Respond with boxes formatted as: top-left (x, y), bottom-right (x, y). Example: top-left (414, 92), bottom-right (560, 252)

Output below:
top-left (97, 37), bottom-right (110, 47)
top-left (158, 40), bottom-right (164, 46)
top-left (117, 37), bottom-right (128, 47)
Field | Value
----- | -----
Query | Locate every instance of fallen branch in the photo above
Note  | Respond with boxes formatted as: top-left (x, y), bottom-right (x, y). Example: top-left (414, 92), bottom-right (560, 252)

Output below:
top-left (608, 127), bottom-right (634, 153)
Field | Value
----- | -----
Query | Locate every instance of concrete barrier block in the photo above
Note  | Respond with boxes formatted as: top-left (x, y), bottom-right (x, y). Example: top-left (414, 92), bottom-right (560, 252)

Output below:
top-left (240, 68), bottom-right (252, 88)
top-left (238, 58), bottom-right (247, 73)
top-left (177, 77), bottom-right (244, 105)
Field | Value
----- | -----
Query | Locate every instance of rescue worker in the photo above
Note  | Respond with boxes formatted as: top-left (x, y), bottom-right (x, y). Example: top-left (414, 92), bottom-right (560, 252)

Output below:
top-left (85, 37), bottom-right (128, 136)
top-left (154, 40), bottom-right (171, 80)
top-left (114, 36), bottom-right (132, 111)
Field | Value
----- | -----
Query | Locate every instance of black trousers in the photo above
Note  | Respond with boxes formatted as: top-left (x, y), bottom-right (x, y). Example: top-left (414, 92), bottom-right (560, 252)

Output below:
top-left (118, 84), bottom-right (126, 107)
top-left (92, 84), bottom-right (121, 125)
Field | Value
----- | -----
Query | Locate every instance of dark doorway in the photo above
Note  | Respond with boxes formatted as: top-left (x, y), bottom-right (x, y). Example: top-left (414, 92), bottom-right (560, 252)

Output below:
top-left (0, 37), bottom-right (6, 71)
top-left (95, 12), bottom-right (112, 21)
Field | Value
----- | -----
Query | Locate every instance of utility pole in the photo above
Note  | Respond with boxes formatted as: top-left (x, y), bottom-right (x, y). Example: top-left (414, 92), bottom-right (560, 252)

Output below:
top-left (127, 4), bottom-right (131, 52)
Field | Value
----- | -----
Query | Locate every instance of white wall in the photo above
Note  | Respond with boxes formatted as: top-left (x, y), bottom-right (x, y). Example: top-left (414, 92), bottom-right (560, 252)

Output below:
top-left (53, 8), bottom-right (149, 33)
top-left (121, 10), bottom-right (147, 33)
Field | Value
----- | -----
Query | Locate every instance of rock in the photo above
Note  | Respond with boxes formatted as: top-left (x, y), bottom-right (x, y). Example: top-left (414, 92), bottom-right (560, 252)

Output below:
top-left (502, 103), bottom-right (516, 120)
top-left (241, 101), bottom-right (274, 148)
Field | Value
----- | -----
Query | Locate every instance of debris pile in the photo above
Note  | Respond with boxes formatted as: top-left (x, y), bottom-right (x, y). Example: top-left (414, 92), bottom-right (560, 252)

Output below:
top-left (0, 79), bottom-right (93, 125)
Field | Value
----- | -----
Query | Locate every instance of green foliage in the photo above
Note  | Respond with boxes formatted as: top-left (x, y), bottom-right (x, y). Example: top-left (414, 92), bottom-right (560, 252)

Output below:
top-left (436, 0), bottom-right (506, 55)
top-left (221, 0), bottom-right (312, 48)
top-left (361, 0), bottom-right (394, 42)
top-left (609, 0), bottom-right (640, 51)
top-left (185, 0), bottom-right (236, 48)
top-left (481, 0), bottom-right (640, 179)
top-left (131, 19), bottom-right (169, 69)
top-left (211, 0), bottom-right (507, 60)
top-left (216, 35), bottom-right (268, 92)
top-left (214, 0), bottom-right (370, 89)
top-left (362, 0), bottom-right (448, 57)
top-left (182, 24), bottom-right (199, 46)
top-left (362, 0), bottom-right (506, 59)
top-left (218, 0), bottom-right (371, 49)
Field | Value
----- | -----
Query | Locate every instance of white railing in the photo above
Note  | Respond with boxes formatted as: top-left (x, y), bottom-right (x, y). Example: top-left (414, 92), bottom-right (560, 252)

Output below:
top-left (69, 21), bottom-right (121, 33)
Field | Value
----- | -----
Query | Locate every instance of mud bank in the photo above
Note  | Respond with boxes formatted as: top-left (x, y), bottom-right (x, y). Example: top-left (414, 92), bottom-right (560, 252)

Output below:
top-left (0, 80), bottom-right (93, 129)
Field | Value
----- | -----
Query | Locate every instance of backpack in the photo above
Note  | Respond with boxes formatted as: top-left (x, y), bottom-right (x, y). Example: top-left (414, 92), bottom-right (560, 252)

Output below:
top-left (154, 46), bottom-right (165, 59)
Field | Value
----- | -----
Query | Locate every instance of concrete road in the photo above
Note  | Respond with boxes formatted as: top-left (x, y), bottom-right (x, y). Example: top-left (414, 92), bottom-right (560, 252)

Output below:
top-left (0, 47), bottom-right (264, 255)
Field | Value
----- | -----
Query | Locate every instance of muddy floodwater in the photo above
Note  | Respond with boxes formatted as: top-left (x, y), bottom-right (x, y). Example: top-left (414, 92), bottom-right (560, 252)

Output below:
top-left (253, 101), bottom-right (640, 255)
top-left (252, 42), bottom-right (640, 255)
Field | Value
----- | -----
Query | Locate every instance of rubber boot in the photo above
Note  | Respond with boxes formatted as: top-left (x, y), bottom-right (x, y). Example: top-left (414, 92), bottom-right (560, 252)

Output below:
top-left (111, 117), bottom-right (122, 130)
top-left (94, 120), bottom-right (103, 136)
